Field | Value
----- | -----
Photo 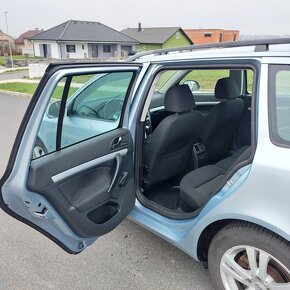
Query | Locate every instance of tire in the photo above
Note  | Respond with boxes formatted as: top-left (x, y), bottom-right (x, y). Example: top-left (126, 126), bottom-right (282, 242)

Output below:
top-left (208, 222), bottom-right (290, 290)
top-left (32, 138), bottom-right (48, 159)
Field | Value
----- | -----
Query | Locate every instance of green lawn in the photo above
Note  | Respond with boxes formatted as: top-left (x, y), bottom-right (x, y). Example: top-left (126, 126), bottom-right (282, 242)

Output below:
top-left (72, 74), bottom-right (96, 84)
top-left (0, 82), bottom-right (78, 99)
top-left (0, 69), bottom-right (255, 99)
top-left (0, 55), bottom-right (24, 66)
top-left (0, 82), bottom-right (38, 94)
top-left (156, 69), bottom-right (254, 93)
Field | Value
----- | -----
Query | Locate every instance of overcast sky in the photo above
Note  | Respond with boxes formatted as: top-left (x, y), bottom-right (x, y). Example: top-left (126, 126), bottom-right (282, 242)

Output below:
top-left (1, 0), bottom-right (290, 37)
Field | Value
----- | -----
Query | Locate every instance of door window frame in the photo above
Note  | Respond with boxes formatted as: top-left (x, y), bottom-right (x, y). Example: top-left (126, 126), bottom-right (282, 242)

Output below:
top-left (133, 60), bottom-right (259, 220)
top-left (52, 70), bottom-right (137, 153)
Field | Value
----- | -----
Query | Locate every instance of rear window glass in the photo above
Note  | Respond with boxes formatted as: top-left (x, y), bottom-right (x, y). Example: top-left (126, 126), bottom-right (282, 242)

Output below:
top-left (179, 69), bottom-right (230, 94)
top-left (269, 65), bottom-right (290, 145)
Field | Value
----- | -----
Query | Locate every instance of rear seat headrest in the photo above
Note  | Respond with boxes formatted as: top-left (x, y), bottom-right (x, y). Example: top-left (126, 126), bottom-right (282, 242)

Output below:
top-left (215, 77), bottom-right (240, 100)
top-left (164, 85), bottom-right (196, 113)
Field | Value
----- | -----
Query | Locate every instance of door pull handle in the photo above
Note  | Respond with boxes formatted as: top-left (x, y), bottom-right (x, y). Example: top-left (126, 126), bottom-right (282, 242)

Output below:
top-left (108, 153), bottom-right (122, 192)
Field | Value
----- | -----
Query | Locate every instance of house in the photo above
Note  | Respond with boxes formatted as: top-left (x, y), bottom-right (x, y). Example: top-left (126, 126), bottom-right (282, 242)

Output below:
top-left (30, 20), bottom-right (138, 59)
top-left (0, 30), bottom-right (16, 56)
top-left (15, 29), bottom-right (42, 56)
top-left (121, 24), bottom-right (192, 51)
top-left (184, 29), bottom-right (240, 44)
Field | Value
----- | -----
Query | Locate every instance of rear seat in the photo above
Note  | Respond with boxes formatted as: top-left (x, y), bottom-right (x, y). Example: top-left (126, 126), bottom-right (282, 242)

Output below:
top-left (215, 147), bottom-right (248, 171)
top-left (180, 147), bottom-right (250, 211)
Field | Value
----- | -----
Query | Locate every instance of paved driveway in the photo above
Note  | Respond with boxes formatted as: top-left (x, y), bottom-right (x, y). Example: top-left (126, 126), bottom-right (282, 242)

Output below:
top-left (0, 92), bottom-right (213, 290)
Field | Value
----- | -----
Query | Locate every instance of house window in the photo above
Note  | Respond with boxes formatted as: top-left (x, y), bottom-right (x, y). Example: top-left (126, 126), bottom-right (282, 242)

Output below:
top-left (233, 34), bottom-right (237, 41)
top-left (82, 45), bottom-right (85, 50)
top-left (176, 32), bottom-right (180, 40)
top-left (103, 45), bottom-right (111, 53)
top-left (219, 33), bottom-right (223, 42)
top-left (204, 33), bottom-right (212, 38)
top-left (66, 45), bottom-right (76, 53)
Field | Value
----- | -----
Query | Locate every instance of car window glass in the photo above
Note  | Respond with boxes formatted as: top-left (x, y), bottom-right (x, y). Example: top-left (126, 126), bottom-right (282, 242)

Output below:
top-left (155, 70), bottom-right (178, 91)
top-left (72, 72), bottom-right (132, 121)
top-left (179, 69), bottom-right (230, 94)
top-left (32, 71), bottom-right (134, 160)
top-left (273, 69), bottom-right (290, 142)
top-left (246, 69), bottom-right (254, 94)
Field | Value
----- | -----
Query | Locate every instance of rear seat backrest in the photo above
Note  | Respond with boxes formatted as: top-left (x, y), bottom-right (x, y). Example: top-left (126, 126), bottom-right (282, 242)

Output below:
top-left (199, 77), bottom-right (244, 163)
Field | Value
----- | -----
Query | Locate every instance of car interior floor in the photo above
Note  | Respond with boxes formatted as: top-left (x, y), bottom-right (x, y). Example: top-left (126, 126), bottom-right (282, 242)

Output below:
top-left (143, 182), bottom-right (181, 210)
top-left (142, 160), bottom-right (188, 210)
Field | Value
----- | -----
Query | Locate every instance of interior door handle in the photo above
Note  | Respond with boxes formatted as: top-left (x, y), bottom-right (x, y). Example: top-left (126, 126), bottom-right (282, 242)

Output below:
top-left (111, 136), bottom-right (122, 149)
top-left (108, 153), bottom-right (122, 193)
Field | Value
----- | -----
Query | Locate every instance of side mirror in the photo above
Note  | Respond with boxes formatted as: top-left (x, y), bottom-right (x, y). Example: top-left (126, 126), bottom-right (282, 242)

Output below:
top-left (48, 101), bottom-right (61, 118)
top-left (183, 80), bottom-right (200, 92)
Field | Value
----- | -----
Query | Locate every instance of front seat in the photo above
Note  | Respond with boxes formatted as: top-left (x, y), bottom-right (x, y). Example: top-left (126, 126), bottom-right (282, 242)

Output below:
top-left (199, 77), bottom-right (244, 163)
top-left (143, 84), bottom-right (203, 188)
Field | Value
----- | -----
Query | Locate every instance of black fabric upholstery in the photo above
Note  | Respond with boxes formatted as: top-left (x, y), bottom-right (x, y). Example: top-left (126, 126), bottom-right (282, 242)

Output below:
top-left (180, 146), bottom-right (251, 211)
top-left (215, 146), bottom-right (249, 171)
top-left (215, 77), bottom-right (240, 100)
top-left (180, 165), bottom-right (225, 210)
top-left (164, 84), bottom-right (196, 112)
top-left (143, 85), bottom-right (203, 188)
top-left (199, 78), bottom-right (244, 162)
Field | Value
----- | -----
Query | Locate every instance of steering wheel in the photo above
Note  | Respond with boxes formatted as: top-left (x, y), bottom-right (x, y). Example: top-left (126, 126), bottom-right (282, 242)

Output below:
top-left (78, 105), bottom-right (99, 117)
top-left (95, 99), bottom-right (123, 120)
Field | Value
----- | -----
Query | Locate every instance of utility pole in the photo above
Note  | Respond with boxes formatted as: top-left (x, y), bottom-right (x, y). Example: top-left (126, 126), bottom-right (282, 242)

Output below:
top-left (4, 11), bottom-right (14, 68)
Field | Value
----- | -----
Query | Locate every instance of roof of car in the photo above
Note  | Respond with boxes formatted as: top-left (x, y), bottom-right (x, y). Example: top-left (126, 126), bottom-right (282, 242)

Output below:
top-left (127, 38), bottom-right (290, 62)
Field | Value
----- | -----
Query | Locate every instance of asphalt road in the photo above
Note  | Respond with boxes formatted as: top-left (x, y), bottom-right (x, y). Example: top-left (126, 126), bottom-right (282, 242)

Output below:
top-left (0, 70), bottom-right (29, 81)
top-left (0, 92), bottom-right (214, 290)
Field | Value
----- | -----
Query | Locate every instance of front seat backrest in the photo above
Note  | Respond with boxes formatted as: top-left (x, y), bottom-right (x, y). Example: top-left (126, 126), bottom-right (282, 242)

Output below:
top-left (143, 85), bottom-right (203, 188)
top-left (200, 77), bottom-right (244, 163)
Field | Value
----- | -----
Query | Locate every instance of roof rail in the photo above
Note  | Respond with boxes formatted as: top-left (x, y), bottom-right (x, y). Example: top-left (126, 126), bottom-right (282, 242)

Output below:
top-left (127, 38), bottom-right (290, 62)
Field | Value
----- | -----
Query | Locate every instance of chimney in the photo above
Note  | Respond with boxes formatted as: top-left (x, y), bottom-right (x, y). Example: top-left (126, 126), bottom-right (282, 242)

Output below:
top-left (138, 22), bottom-right (142, 32)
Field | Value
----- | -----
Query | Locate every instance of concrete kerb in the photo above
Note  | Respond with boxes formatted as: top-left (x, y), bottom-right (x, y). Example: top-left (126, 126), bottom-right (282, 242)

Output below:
top-left (0, 66), bottom-right (29, 74)
top-left (0, 79), bottom-right (39, 84)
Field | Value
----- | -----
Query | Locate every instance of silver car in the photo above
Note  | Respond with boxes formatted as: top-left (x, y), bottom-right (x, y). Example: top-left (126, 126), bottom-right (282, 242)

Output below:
top-left (1, 39), bottom-right (290, 289)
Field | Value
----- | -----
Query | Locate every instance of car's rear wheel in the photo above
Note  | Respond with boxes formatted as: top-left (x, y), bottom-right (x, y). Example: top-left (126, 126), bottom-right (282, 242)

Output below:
top-left (32, 138), bottom-right (47, 159)
top-left (208, 222), bottom-right (290, 290)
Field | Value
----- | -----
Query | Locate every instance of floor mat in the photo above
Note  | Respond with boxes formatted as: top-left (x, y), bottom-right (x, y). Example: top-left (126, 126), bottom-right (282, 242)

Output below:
top-left (144, 183), bottom-right (180, 210)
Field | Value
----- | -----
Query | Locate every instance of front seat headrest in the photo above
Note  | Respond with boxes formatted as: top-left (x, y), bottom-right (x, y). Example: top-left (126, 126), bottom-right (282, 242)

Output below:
top-left (215, 77), bottom-right (240, 100)
top-left (164, 85), bottom-right (196, 113)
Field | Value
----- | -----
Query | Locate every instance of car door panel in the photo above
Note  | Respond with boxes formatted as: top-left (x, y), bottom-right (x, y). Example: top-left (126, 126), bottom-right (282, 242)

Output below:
top-left (0, 63), bottom-right (141, 253)
top-left (28, 128), bottom-right (134, 238)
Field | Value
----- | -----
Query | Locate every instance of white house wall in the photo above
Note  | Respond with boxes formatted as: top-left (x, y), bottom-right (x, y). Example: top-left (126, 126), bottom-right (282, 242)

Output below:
top-left (33, 41), bottom-right (60, 58)
top-left (64, 43), bottom-right (88, 59)
top-left (33, 42), bottom-right (41, 57)
top-left (33, 41), bottom-right (133, 59)
top-left (50, 43), bottom-right (59, 58)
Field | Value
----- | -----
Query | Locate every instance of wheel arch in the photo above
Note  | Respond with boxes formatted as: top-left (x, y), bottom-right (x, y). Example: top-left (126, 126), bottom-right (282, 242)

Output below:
top-left (196, 218), bottom-right (290, 265)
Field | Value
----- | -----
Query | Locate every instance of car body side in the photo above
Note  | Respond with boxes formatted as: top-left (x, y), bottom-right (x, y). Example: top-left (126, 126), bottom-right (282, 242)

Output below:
top-left (127, 58), bottom-right (290, 262)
